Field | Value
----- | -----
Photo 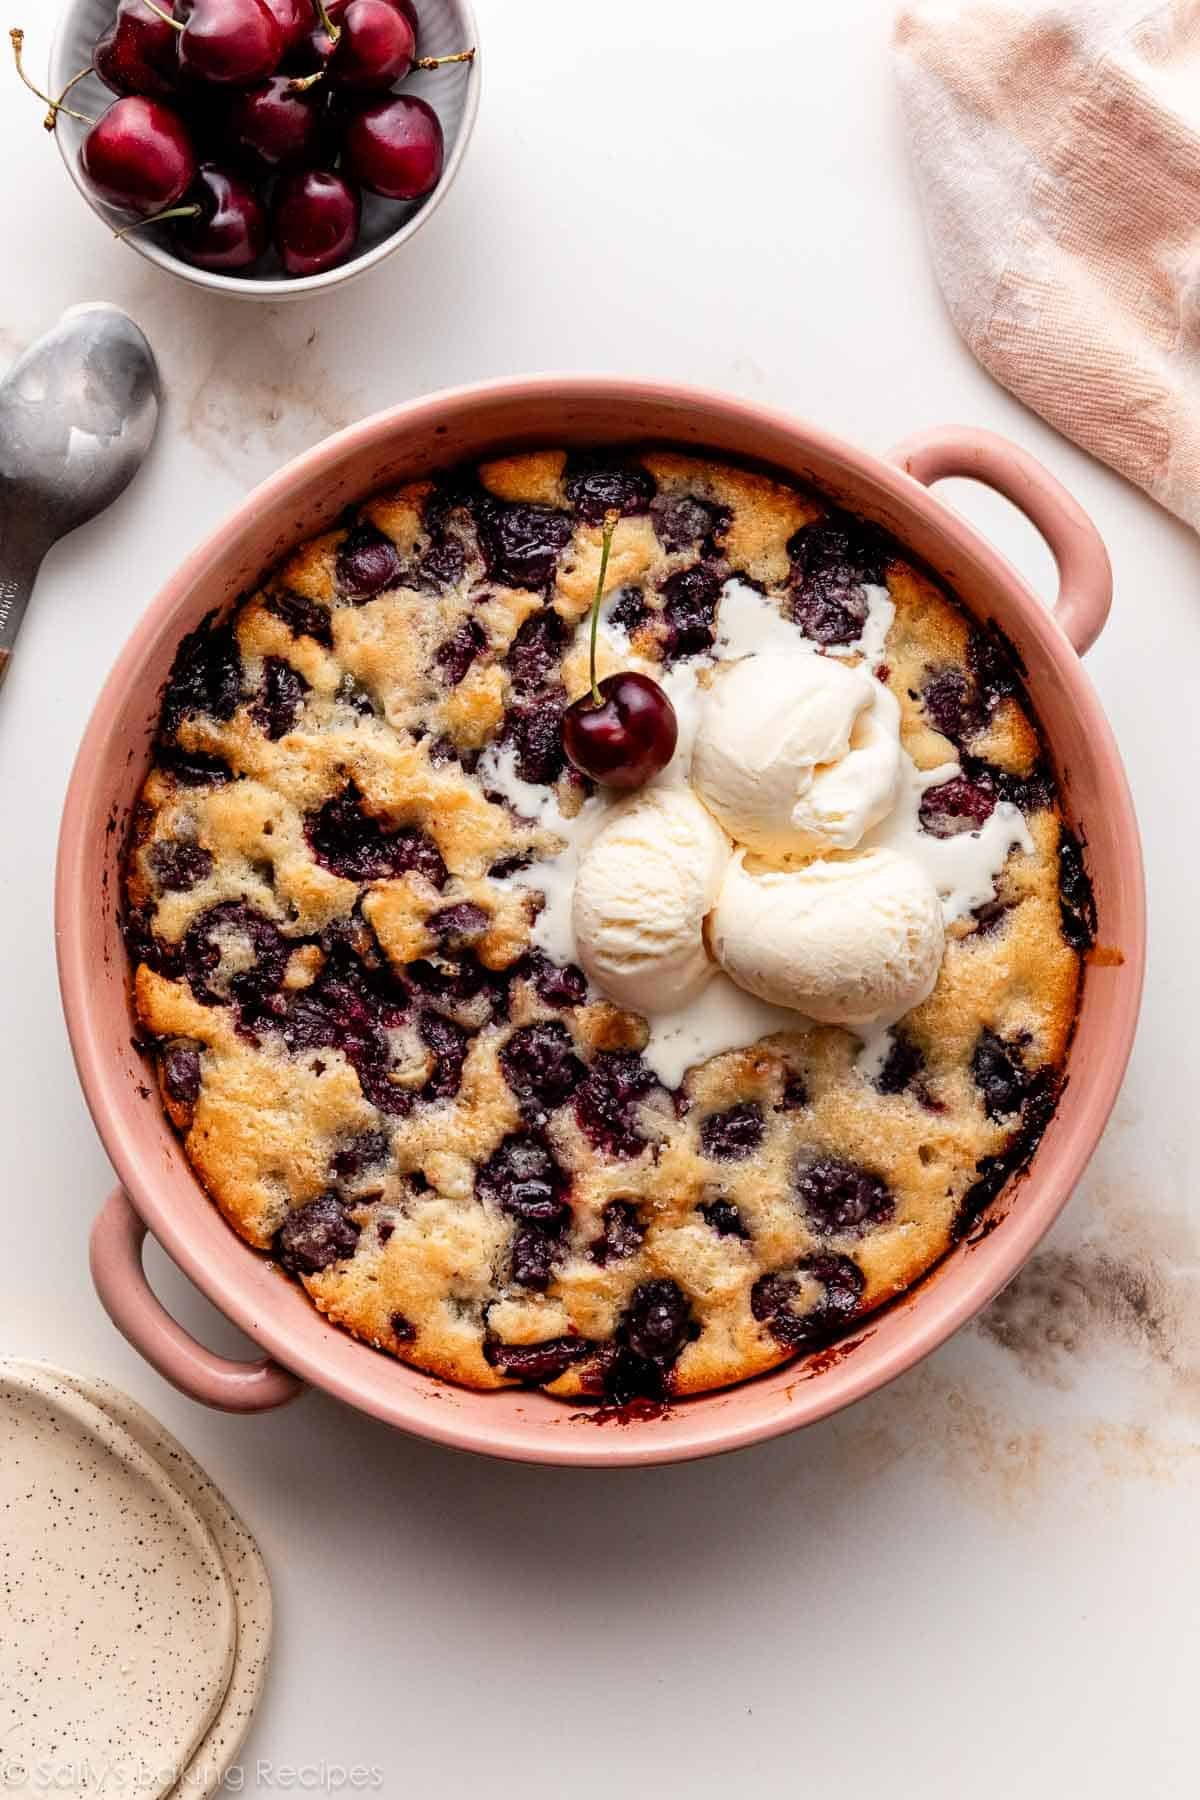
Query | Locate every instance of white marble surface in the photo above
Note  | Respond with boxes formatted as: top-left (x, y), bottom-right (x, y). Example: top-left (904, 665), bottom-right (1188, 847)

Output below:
top-left (1, 0), bottom-right (1195, 1792)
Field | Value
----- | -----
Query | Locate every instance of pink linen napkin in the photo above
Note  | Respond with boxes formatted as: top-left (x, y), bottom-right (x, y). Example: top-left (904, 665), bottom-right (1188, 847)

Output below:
top-left (894, 0), bottom-right (1200, 528)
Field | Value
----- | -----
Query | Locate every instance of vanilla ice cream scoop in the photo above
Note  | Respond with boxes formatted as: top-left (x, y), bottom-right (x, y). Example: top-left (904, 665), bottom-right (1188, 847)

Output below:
top-left (710, 847), bottom-right (945, 1028)
top-left (691, 651), bottom-right (902, 858)
top-left (574, 788), bottom-right (731, 1014)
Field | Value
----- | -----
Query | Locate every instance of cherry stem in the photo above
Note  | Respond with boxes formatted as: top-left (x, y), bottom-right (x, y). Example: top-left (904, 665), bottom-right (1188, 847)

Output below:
top-left (587, 510), bottom-right (620, 707)
top-left (415, 48), bottom-right (476, 68)
top-left (10, 30), bottom-right (96, 128)
top-left (312, 0), bottom-right (340, 40)
top-left (114, 202), bottom-right (201, 241)
top-left (289, 67), bottom-right (326, 92)
top-left (139, 0), bottom-right (186, 32)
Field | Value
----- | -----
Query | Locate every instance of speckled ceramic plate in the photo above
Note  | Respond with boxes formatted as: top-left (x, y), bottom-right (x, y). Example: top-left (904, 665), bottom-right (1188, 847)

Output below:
top-left (39, 1367), bottom-right (273, 1800)
top-left (0, 1363), bottom-right (237, 1799)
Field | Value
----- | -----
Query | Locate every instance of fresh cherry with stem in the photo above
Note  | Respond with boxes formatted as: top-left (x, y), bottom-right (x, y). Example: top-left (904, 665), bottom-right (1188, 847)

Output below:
top-left (562, 511), bottom-right (679, 790)
top-left (326, 0), bottom-right (415, 89)
top-left (260, 0), bottom-right (311, 52)
top-left (226, 74), bottom-right (328, 167)
top-left (119, 163), bottom-right (268, 268)
top-left (273, 167), bottom-right (360, 274)
top-left (81, 95), bottom-right (198, 212)
top-left (10, 28), bottom-right (95, 130)
top-left (141, 0), bottom-right (285, 86)
top-left (293, 0), bottom-right (471, 90)
top-left (94, 0), bottom-right (181, 99)
top-left (341, 91), bottom-right (444, 198)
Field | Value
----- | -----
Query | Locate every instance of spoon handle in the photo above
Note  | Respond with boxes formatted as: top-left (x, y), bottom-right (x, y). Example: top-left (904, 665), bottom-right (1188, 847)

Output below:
top-left (0, 514), bottom-right (45, 694)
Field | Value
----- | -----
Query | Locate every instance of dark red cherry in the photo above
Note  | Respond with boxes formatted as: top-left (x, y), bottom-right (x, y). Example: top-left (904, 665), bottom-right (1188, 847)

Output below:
top-left (273, 168), bottom-right (361, 275)
top-left (95, 0), bottom-right (181, 98)
top-left (341, 93), bottom-right (443, 199)
top-left (329, 0), bottom-right (415, 87)
top-left (173, 0), bottom-right (285, 85)
top-left (170, 163), bottom-right (268, 268)
top-left (260, 0), bottom-right (310, 50)
top-left (81, 97), bottom-right (196, 213)
top-left (563, 672), bottom-right (678, 790)
top-left (225, 74), bottom-right (327, 166)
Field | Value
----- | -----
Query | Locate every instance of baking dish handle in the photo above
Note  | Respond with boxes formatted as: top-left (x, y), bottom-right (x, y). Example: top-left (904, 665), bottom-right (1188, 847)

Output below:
top-left (885, 426), bottom-right (1113, 656)
top-left (90, 1188), bottom-right (305, 1413)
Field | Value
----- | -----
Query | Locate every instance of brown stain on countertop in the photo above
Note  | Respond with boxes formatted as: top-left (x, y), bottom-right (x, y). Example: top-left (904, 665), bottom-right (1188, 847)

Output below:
top-left (184, 326), bottom-right (363, 478)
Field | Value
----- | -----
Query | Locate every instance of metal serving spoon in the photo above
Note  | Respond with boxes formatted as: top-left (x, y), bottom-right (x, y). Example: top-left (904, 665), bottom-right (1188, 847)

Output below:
top-left (0, 303), bottom-right (160, 692)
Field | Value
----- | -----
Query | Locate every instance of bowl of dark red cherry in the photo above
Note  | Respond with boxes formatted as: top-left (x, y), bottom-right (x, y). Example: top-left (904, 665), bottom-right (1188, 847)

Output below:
top-left (26, 0), bottom-right (479, 295)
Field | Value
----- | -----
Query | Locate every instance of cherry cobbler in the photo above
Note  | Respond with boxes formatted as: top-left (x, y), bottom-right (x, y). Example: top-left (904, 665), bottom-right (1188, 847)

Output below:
top-left (123, 447), bottom-right (1094, 1403)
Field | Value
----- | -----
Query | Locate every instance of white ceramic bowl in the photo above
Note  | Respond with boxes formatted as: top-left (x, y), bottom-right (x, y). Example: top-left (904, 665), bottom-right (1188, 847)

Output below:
top-left (48, 0), bottom-right (481, 299)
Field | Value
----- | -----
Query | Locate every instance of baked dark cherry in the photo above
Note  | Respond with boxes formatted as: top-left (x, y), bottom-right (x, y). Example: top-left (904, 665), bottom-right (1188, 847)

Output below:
top-left (277, 1194), bottom-right (360, 1274)
top-left (81, 97), bottom-right (197, 214)
top-left (563, 672), bottom-right (677, 790)
top-left (342, 93), bottom-right (444, 200)
top-left (182, 901), bottom-right (289, 1007)
top-left (476, 499), bottom-right (573, 591)
top-left (419, 1012), bottom-right (469, 1100)
top-left (521, 950), bottom-right (587, 1009)
top-left (624, 1279), bottom-right (692, 1363)
top-left (796, 1156), bottom-right (894, 1235)
top-left (500, 1022), bottom-right (584, 1121)
top-left (875, 1031), bottom-right (925, 1096)
top-left (508, 1221), bottom-right (562, 1291)
top-left (158, 746), bottom-right (234, 786)
top-left (434, 618), bottom-right (485, 686)
top-left (1058, 828), bottom-right (1097, 952)
top-left (505, 696), bottom-right (567, 786)
top-left (971, 1030), bottom-right (1030, 1120)
top-left (161, 1042), bottom-right (202, 1105)
top-left (751, 1255), bottom-right (865, 1350)
top-left (485, 1336), bottom-right (594, 1384)
top-left (575, 1051), bottom-right (659, 1158)
top-left (148, 840), bottom-right (214, 893)
top-left (775, 1075), bottom-right (808, 1114)
top-left (564, 461), bottom-right (656, 523)
top-left (477, 1134), bottom-right (568, 1223)
top-left (659, 563), bottom-right (722, 659)
top-left (699, 1101), bottom-right (764, 1162)
top-left (336, 522), bottom-right (401, 599)
top-left (605, 586), bottom-right (650, 636)
top-left (650, 492), bottom-right (725, 553)
top-left (920, 666), bottom-right (982, 747)
top-left (698, 1197), bottom-right (749, 1239)
top-left (330, 1128), bottom-right (389, 1185)
top-left (506, 610), bottom-right (565, 692)
top-left (95, 0), bottom-right (182, 98)
top-left (265, 587), bottom-right (333, 646)
top-left (251, 655), bottom-right (308, 739)
top-left (428, 902), bottom-right (489, 946)
top-left (919, 773), bottom-right (995, 838)
top-left (277, 942), bottom-right (414, 1116)
top-left (788, 513), bottom-right (889, 646)
top-left (390, 1311), bottom-right (417, 1342)
top-left (591, 1200), bottom-right (644, 1265)
top-left (160, 616), bottom-right (243, 735)
top-left (306, 784), bottom-right (447, 885)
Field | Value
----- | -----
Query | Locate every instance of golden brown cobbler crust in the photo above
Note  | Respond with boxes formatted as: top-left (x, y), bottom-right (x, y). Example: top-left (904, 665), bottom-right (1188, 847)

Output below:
top-left (124, 448), bottom-right (1085, 1402)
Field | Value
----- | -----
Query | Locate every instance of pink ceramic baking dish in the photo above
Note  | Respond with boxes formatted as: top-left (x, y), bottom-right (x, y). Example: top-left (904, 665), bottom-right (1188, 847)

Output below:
top-left (57, 377), bottom-right (1145, 1467)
